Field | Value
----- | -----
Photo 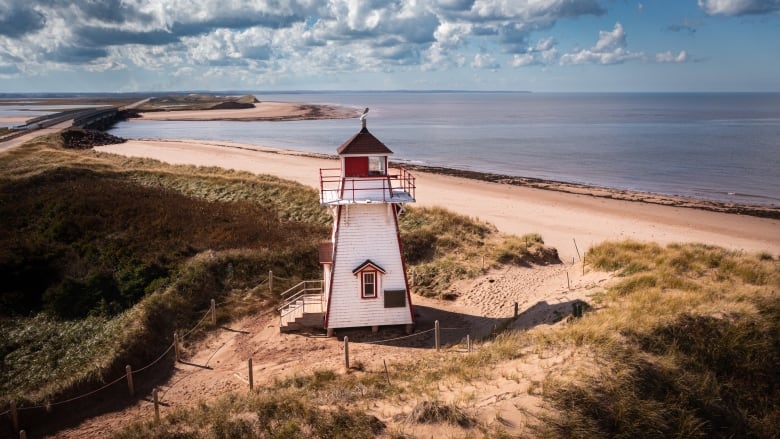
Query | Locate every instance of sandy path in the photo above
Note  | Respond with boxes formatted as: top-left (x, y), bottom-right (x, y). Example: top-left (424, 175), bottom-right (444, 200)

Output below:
top-left (97, 139), bottom-right (780, 262)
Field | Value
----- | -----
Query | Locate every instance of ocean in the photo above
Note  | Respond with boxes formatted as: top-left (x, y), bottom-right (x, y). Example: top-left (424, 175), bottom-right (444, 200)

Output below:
top-left (107, 92), bottom-right (780, 207)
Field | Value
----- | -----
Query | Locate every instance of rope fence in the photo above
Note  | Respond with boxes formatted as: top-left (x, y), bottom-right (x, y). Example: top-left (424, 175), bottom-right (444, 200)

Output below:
top-left (3, 270), bottom-right (299, 436)
top-left (4, 268), bottom-right (491, 436)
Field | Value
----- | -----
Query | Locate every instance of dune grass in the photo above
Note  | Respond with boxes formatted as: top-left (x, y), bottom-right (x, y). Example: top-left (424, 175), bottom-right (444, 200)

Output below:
top-left (110, 241), bottom-right (779, 438)
top-left (535, 241), bottom-right (779, 438)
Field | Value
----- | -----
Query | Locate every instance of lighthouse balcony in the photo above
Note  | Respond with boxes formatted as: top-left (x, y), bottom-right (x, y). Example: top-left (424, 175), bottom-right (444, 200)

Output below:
top-left (319, 167), bottom-right (416, 205)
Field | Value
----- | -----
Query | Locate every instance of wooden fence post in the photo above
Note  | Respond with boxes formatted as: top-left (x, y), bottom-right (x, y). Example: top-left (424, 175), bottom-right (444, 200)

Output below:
top-left (19, 430), bottom-right (26, 439)
top-left (573, 238), bottom-right (581, 261)
top-left (210, 299), bottom-right (216, 325)
top-left (153, 388), bottom-right (160, 421)
top-left (467, 334), bottom-right (471, 353)
top-left (126, 365), bottom-right (134, 397)
top-left (344, 336), bottom-right (350, 370)
top-left (434, 320), bottom-right (440, 352)
top-left (248, 358), bottom-right (254, 390)
top-left (514, 302), bottom-right (518, 318)
top-left (10, 400), bottom-right (18, 433)
top-left (566, 272), bottom-right (571, 290)
top-left (174, 332), bottom-right (180, 362)
top-left (269, 270), bottom-right (273, 295)
top-left (383, 359), bottom-right (391, 385)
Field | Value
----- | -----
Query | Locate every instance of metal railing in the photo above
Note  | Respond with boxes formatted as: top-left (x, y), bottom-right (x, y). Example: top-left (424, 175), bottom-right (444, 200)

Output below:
top-left (278, 280), bottom-right (324, 325)
top-left (319, 167), bottom-right (416, 204)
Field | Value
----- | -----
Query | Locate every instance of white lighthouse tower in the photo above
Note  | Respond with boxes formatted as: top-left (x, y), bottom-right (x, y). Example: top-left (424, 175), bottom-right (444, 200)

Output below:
top-left (317, 111), bottom-right (416, 336)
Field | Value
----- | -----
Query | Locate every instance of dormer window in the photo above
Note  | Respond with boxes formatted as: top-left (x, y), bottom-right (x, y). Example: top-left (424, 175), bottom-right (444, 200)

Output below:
top-left (362, 272), bottom-right (376, 298)
top-left (368, 156), bottom-right (386, 176)
top-left (353, 260), bottom-right (385, 299)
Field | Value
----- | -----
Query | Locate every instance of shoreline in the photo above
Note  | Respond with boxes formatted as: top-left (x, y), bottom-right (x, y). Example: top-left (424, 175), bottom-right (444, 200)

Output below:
top-left (399, 164), bottom-right (780, 220)
top-left (169, 138), bottom-right (780, 220)
top-left (122, 103), bottom-right (779, 217)
top-left (96, 138), bottom-right (780, 263)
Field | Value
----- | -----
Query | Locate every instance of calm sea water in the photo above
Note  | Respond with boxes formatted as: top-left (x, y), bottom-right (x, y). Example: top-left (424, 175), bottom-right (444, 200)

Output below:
top-left (108, 92), bottom-right (780, 207)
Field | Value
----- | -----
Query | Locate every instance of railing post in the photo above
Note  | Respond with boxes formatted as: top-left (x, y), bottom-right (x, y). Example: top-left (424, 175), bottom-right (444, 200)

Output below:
top-left (126, 365), bottom-right (134, 396)
top-left (174, 332), bottom-right (180, 362)
top-left (153, 388), bottom-right (160, 421)
top-left (344, 336), bottom-right (350, 370)
top-left (435, 320), bottom-right (440, 352)
top-left (248, 358), bottom-right (254, 390)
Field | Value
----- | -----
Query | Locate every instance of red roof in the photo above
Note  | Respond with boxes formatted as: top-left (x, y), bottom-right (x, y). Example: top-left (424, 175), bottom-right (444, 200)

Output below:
top-left (336, 127), bottom-right (394, 156)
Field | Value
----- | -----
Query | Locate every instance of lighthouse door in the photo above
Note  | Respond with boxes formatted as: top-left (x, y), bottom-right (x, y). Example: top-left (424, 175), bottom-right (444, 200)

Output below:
top-left (344, 157), bottom-right (369, 177)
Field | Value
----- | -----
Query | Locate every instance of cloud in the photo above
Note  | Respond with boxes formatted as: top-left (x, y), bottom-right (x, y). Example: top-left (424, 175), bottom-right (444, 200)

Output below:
top-left (559, 22), bottom-right (688, 66)
top-left (0, 0), bottom-right (687, 87)
top-left (593, 22), bottom-right (627, 52)
top-left (471, 52), bottom-right (499, 69)
top-left (655, 50), bottom-right (688, 63)
top-left (697, 0), bottom-right (780, 15)
top-left (559, 22), bottom-right (641, 65)
top-left (0, 2), bottom-right (46, 37)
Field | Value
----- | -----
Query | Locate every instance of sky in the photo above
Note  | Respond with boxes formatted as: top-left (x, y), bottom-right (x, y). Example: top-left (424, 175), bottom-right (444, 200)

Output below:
top-left (0, 0), bottom-right (778, 93)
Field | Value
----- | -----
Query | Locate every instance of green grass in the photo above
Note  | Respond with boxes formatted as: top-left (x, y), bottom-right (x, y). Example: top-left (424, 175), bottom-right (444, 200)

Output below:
top-left (0, 138), bottom-right (328, 402)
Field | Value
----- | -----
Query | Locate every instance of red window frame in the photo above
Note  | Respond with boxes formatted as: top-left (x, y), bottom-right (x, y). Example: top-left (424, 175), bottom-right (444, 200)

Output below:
top-left (361, 271), bottom-right (378, 299)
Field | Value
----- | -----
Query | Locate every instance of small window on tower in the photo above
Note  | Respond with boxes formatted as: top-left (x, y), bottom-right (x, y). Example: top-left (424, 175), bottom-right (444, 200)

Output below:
top-left (362, 272), bottom-right (376, 298)
top-left (368, 156), bottom-right (385, 175)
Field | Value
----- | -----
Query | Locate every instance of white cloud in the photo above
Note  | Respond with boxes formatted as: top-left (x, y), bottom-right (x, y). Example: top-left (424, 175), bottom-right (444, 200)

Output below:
top-left (655, 50), bottom-right (688, 63)
top-left (0, 0), bottom-right (694, 89)
top-left (559, 22), bottom-right (639, 65)
top-left (698, 0), bottom-right (780, 16)
top-left (511, 53), bottom-right (535, 67)
top-left (471, 52), bottom-right (499, 69)
top-left (593, 22), bottom-right (626, 52)
top-left (559, 22), bottom-right (687, 66)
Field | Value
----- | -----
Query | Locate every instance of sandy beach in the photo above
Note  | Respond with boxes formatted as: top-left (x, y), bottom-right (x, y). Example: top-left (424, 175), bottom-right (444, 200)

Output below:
top-left (97, 138), bottom-right (780, 263)
top-left (134, 101), bottom-right (359, 121)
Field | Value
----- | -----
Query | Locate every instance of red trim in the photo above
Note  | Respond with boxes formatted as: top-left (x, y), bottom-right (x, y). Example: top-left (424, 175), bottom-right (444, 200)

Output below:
top-left (323, 205), bottom-right (341, 329)
top-left (392, 204), bottom-right (415, 324)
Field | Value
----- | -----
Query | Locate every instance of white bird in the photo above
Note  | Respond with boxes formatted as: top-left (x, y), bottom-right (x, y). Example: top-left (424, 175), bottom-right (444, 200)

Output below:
top-left (360, 107), bottom-right (369, 121)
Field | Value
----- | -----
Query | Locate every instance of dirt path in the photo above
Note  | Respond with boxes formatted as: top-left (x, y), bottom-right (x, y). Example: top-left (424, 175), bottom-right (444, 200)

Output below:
top-left (48, 261), bottom-right (610, 437)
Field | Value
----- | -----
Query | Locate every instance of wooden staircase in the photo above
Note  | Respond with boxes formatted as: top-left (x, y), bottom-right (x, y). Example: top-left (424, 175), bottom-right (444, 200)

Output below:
top-left (278, 280), bottom-right (325, 332)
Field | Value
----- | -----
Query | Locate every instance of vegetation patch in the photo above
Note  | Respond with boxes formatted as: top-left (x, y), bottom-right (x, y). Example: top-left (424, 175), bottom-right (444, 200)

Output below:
top-left (137, 94), bottom-right (258, 112)
top-left (538, 241), bottom-right (779, 438)
top-left (396, 400), bottom-right (475, 427)
top-left (113, 389), bottom-right (385, 439)
top-left (0, 139), bottom-right (327, 402)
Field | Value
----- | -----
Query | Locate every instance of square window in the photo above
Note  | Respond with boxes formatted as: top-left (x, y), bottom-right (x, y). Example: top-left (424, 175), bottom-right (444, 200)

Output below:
top-left (368, 157), bottom-right (385, 175)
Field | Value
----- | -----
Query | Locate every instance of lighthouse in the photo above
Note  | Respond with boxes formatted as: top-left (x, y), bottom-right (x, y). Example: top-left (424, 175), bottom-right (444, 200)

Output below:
top-left (318, 111), bottom-right (416, 336)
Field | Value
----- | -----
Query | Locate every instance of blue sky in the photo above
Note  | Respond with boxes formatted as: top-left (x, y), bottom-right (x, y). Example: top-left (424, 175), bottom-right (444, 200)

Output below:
top-left (0, 0), bottom-right (778, 92)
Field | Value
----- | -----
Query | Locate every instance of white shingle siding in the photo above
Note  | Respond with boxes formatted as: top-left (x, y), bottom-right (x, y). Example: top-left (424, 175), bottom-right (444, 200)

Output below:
top-left (326, 203), bottom-right (412, 329)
